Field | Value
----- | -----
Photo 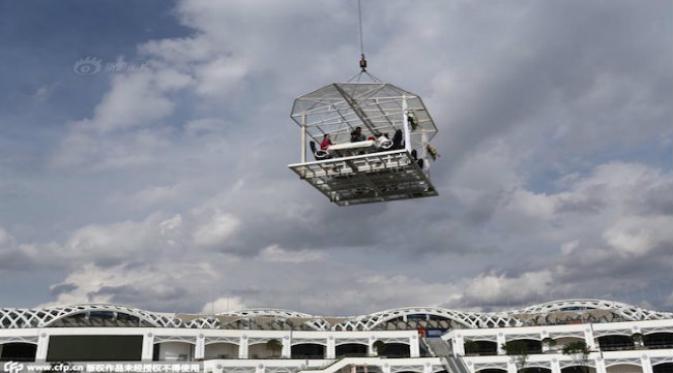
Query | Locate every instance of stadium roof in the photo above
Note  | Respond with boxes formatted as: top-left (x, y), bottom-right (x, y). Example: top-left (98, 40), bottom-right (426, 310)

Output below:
top-left (2, 299), bottom-right (671, 331)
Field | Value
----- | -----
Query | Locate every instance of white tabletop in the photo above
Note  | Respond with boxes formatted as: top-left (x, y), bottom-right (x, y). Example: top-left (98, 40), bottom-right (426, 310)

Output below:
top-left (327, 140), bottom-right (376, 153)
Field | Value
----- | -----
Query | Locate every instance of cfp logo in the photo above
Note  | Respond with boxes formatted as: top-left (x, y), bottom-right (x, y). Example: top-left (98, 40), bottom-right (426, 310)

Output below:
top-left (3, 361), bottom-right (24, 373)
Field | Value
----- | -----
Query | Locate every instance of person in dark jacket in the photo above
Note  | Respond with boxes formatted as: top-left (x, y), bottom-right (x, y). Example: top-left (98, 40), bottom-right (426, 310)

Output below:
top-left (350, 126), bottom-right (366, 142)
top-left (392, 129), bottom-right (404, 149)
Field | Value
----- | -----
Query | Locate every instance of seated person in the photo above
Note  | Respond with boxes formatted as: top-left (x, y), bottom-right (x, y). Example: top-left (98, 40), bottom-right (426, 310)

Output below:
top-left (320, 134), bottom-right (332, 151)
top-left (309, 141), bottom-right (329, 160)
top-left (391, 129), bottom-right (404, 149)
top-left (350, 126), bottom-right (366, 142)
top-left (376, 133), bottom-right (392, 150)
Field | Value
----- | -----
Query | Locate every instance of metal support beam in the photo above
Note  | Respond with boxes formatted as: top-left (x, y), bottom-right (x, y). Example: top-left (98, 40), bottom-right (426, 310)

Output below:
top-left (333, 83), bottom-right (378, 134)
top-left (141, 333), bottom-right (154, 362)
top-left (35, 333), bottom-right (49, 362)
top-left (402, 94), bottom-right (411, 153)
top-left (301, 113), bottom-right (307, 163)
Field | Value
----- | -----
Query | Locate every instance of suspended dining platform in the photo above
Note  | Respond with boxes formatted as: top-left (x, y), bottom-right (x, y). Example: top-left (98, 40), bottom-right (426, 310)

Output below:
top-left (288, 81), bottom-right (439, 206)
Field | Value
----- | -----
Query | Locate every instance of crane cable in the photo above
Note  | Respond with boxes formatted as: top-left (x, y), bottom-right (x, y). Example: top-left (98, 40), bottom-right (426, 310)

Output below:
top-left (358, 0), bottom-right (367, 72)
top-left (348, 0), bottom-right (380, 82)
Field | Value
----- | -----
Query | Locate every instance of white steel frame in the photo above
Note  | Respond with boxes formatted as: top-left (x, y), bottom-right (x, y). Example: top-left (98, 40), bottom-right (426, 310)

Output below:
top-left (2, 299), bottom-right (671, 331)
top-left (1, 300), bottom-right (673, 373)
top-left (289, 149), bottom-right (437, 206)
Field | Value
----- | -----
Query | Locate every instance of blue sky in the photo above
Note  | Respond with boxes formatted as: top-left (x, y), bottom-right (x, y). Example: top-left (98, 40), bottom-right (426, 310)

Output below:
top-left (0, 0), bottom-right (671, 315)
top-left (0, 0), bottom-right (187, 235)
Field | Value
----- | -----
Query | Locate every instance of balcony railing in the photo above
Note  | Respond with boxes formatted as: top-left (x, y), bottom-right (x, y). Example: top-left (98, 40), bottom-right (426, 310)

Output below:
top-left (598, 344), bottom-right (636, 351)
top-left (644, 342), bottom-right (673, 349)
top-left (462, 343), bottom-right (673, 356)
top-left (464, 350), bottom-right (498, 357)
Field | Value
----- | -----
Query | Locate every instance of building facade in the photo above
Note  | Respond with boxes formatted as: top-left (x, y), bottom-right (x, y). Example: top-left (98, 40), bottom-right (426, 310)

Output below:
top-left (0, 300), bottom-right (671, 373)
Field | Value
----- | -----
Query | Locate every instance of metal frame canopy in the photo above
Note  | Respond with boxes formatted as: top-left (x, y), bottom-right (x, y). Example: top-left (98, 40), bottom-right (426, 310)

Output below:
top-left (288, 82), bottom-right (439, 206)
top-left (290, 83), bottom-right (438, 144)
top-left (2, 299), bottom-right (671, 331)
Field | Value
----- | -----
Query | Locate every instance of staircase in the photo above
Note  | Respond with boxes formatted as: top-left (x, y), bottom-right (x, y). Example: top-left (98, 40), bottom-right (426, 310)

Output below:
top-left (423, 338), bottom-right (471, 373)
top-left (442, 356), bottom-right (471, 373)
top-left (297, 358), bottom-right (379, 373)
top-left (297, 357), bottom-right (345, 373)
top-left (424, 337), bottom-right (453, 356)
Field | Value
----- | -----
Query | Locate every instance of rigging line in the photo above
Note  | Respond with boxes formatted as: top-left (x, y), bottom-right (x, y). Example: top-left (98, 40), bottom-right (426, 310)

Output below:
top-left (358, 0), bottom-right (365, 55)
top-left (357, 0), bottom-right (368, 72)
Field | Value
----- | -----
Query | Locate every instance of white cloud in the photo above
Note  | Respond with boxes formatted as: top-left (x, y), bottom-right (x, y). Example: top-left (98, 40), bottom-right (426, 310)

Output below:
top-left (45, 261), bottom-right (219, 310)
top-left (51, 63), bottom-right (193, 169)
top-left (259, 245), bottom-right (326, 263)
top-left (45, 263), bottom-right (119, 306)
top-left (90, 72), bottom-right (176, 132)
top-left (65, 214), bottom-right (182, 259)
top-left (194, 57), bottom-right (248, 98)
top-left (52, 125), bottom-right (175, 169)
top-left (0, 227), bottom-right (11, 247)
top-left (127, 185), bottom-right (181, 207)
top-left (192, 211), bottom-right (240, 248)
top-left (184, 118), bottom-right (230, 135)
top-left (201, 297), bottom-right (247, 314)
top-left (603, 216), bottom-right (673, 257)
top-left (462, 270), bottom-right (554, 306)
top-left (506, 189), bottom-right (556, 220)
top-left (560, 240), bottom-right (580, 255)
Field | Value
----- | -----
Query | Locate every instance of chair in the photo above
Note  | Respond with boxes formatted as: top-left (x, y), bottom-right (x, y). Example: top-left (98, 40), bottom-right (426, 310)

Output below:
top-left (309, 141), bottom-right (329, 160)
top-left (377, 137), bottom-right (393, 150)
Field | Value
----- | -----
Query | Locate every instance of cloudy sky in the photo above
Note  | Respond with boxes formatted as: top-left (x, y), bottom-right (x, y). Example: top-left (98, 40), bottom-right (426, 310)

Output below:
top-left (0, 0), bottom-right (671, 315)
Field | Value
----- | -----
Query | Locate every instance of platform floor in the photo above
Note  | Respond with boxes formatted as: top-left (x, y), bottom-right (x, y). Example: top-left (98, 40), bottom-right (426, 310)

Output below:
top-left (289, 150), bottom-right (438, 206)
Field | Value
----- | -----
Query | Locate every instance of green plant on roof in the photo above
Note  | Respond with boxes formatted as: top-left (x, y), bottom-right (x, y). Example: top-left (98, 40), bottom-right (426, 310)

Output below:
top-left (502, 340), bottom-right (530, 371)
